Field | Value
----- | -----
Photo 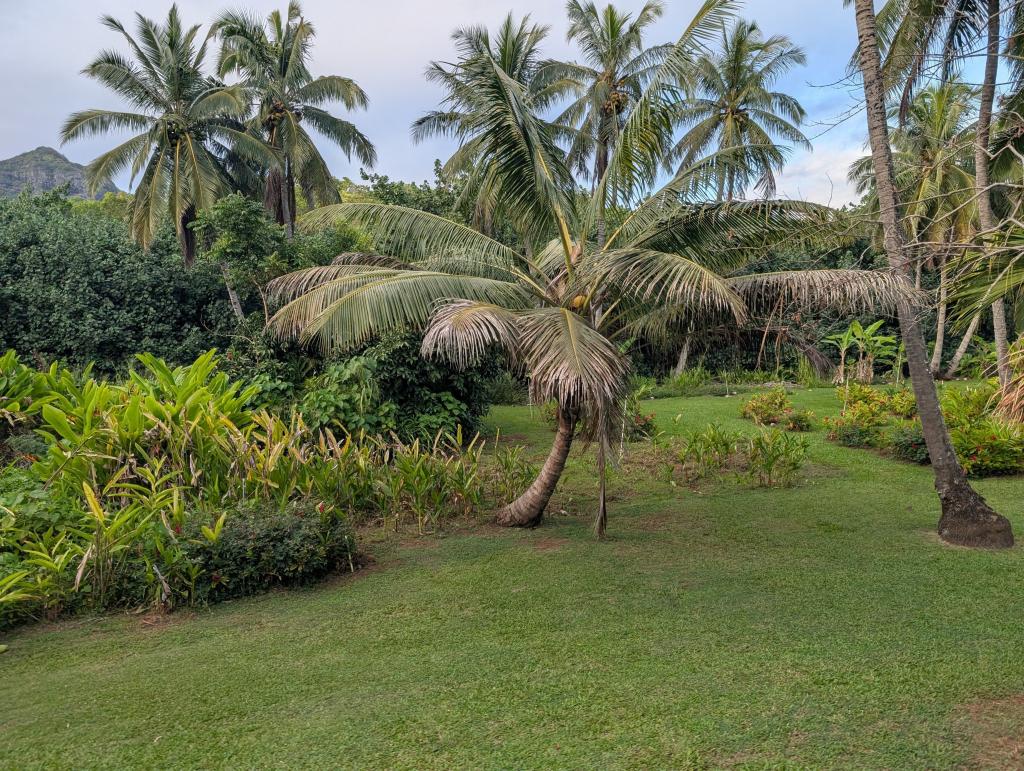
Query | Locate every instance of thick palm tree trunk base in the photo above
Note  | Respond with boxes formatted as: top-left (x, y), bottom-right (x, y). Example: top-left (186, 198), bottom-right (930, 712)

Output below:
top-left (938, 486), bottom-right (1014, 548)
top-left (495, 406), bottom-right (575, 528)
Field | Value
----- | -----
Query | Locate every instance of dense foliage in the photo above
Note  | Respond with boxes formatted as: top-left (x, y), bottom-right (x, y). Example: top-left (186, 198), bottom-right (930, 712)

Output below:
top-left (0, 349), bottom-right (536, 627)
top-left (0, 192), bottom-right (234, 373)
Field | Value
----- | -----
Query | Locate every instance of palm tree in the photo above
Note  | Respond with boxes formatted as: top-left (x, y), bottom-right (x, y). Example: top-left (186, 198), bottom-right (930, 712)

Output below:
top-left (61, 5), bottom-right (267, 266)
top-left (849, 81), bottom-right (978, 372)
top-left (268, 0), bottom-right (908, 536)
top-left (874, 0), bottom-right (1024, 386)
top-left (411, 13), bottom-right (568, 240)
top-left (215, 2), bottom-right (376, 237)
top-left (540, 1), bottom-right (670, 244)
top-left (668, 19), bottom-right (810, 201)
top-left (849, 0), bottom-right (1012, 548)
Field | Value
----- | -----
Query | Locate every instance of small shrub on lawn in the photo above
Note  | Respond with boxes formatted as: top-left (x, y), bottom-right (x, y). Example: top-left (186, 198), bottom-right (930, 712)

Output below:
top-left (679, 423), bottom-right (741, 479)
top-left (882, 385), bottom-right (916, 419)
top-left (744, 429), bottom-right (809, 488)
top-left (185, 501), bottom-right (357, 603)
top-left (784, 409), bottom-right (815, 432)
top-left (891, 423), bottom-right (930, 464)
top-left (942, 382), bottom-right (998, 429)
top-left (951, 419), bottom-right (1024, 477)
top-left (741, 389), bottom-right (792, 426)
top-left (824, 396), bottom-right (889, 448)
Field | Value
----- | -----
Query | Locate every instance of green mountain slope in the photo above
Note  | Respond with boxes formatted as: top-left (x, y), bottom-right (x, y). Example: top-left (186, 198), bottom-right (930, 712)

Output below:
top-left (0, 146), bottom-right (120, 198)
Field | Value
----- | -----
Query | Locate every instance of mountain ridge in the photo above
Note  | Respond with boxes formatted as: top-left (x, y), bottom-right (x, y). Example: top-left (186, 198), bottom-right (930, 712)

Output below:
top-left (0, 146), bottom-right (120, 199)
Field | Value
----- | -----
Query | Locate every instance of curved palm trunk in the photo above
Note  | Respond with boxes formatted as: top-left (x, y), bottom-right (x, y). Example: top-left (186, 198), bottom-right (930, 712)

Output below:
top-left (495, 406), bottom-right (576, 528)
top-left (854, 0), bottom-right (1012, 548)
top-left (944, 313), bottom-right (981, 379)
top-left (975, 0), bottom-right (1011, 387)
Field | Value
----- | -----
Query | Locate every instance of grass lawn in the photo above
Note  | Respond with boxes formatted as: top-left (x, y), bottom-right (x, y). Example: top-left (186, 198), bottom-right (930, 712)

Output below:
top-left (4, 388), bottom-right (1024, 769)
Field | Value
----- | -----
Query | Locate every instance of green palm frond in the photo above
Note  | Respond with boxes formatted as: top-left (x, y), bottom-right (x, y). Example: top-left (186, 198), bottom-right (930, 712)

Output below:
top-left (300, 202), bottom-right (530, 276)
top-left (586, 247), bottom-right (746, 323)
top-left (267, 267), bottom-right (532, 353)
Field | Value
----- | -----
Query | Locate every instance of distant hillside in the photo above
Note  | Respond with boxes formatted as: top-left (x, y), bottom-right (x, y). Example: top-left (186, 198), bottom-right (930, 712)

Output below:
top-left (0, 147), bottom-right (119, 199)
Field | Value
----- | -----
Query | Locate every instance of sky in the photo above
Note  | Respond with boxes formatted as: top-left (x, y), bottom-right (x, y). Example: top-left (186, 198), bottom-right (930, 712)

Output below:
top-left (0, 0), bottom-right (871, 206)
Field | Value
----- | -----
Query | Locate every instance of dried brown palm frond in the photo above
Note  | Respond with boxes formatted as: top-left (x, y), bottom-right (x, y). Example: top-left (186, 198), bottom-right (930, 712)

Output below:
top-left (727, 268), bottom-right (917, 316)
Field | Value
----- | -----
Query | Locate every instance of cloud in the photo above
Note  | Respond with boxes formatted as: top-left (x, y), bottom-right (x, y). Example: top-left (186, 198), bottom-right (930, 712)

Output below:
top-left (776, 139), bottom-right (866, 207)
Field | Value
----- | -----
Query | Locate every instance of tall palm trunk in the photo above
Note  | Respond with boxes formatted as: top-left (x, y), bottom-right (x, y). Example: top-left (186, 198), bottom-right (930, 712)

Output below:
top-left (594, 118), bottom-right (610, 249)
top-left (282, 154), bottom-right (295, 239)
top-left (495, 406), bottom-right (576, 527)
top-left (179, 204), bottom-right (197, 268)
top-left (854, 0), bottom-right (1012, 548)
top-left (976, 0), bottom-right (1012, 386)
top-left (930, 249), bottom-right (948, 373)
top-left (944, 313), bottom-right (982, 378)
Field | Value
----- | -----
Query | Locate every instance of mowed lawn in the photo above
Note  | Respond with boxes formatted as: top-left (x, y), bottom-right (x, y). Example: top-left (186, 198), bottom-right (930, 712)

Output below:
top-left (4, 388), bottom-right (1024, 769)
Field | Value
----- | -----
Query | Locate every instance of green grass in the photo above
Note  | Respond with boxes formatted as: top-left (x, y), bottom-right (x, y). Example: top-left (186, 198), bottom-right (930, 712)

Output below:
top-left (4, 388), bottom-right (1024, 769)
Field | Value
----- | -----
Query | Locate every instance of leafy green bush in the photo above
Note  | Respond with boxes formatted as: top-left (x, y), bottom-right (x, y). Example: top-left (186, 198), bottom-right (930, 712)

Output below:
top-left (941, 383), bottom-right (998, 429)
top-left (882, 385), bottom-right (916, 419)
top-left (679, 423), bottom-right (741, 479)
top-left (741, 389), bottom-right (792, 426)
top-left (0, 191), bottom-right (235, 374)
top-left (485, 371), bottom-right (528, 405)
top-left (298, 357), bottom-right (396, 435)
top-left (890, 423), bottom-right (930, 464)
top-left (744, 429), bottom-right (809, 487)
top-left (184, 501), bottom-right (356, 602)
top-left (784, 409), bottom-right (815, 432)
top-left (951, 419), bottom-right (1024, 477)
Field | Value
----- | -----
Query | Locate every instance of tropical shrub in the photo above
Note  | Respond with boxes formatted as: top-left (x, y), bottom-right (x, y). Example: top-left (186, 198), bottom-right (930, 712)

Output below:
top-left (183, 500), bottom-right (357, 603)
top-left (740, 389), bottom-right (792, 425)
top-left (941, 383), bottom-right (998, 429)
top-left (491, 444), bottom-right (538, 504)
top-left (744, 429), bottom-right (809, 488)
top-left (679, 423), bottom-right (741, 479)
top-left (882, 385), bottom-right (916, 419)
top-left (890, 423), bottom-right (930, 464)
top-left (784, 409), bottom-right (815, 432)
top-left (950, 419), bottom-right (1024, 478)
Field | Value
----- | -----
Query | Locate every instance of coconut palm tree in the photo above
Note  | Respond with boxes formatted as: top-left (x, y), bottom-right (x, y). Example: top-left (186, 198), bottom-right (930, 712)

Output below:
top-left (61, 5), bottom-right (268, 266)
top-left (411, 13), bottom-right (570, 240)
top-left (539, 1), bottom-right (670, 245)
top-left (215, 2), bottom-right (376, 237)
top-left (268, 0), bottom-right (908, 536)
top-left (849, 0), bottom-right (1012, 548)
top-left (667, 19), bottom-right (810, 201)
top-left (849, 81), bottom-right (978, 372)
top-left (874, 0), bottom-right (1024, 386)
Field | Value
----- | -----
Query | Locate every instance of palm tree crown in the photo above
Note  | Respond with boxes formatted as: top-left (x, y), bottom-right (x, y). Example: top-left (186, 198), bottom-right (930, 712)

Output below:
top-left (546, 1), bottom-right (670, 186)
top-left (215, 1), bottom-right (376, 235)
top-left (669, 19), bottom-right (810, 200)
top-left (61, 5), bottom-right (264, 265)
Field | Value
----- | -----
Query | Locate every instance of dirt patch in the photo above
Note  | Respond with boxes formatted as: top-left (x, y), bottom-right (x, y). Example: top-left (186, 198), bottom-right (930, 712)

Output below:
top-left (532, 536), bottom-right (569, 553)
top-left (953, 693), bottom-right (1024, 769)
top-left (633, 512), bottom-right (675, 532)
